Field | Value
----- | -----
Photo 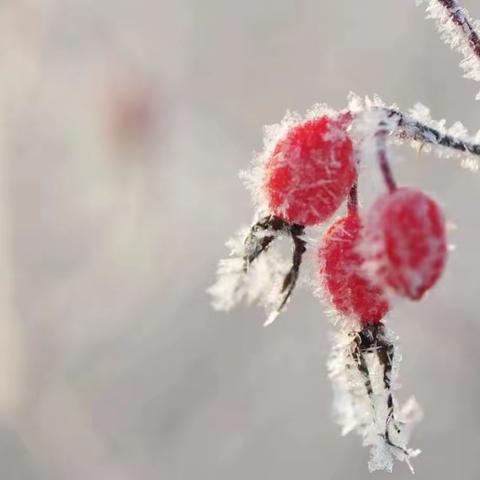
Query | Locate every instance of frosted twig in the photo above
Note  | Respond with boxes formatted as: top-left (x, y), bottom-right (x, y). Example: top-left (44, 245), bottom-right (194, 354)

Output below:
top-left (328, 325), bottom-right (422, 473)
top-left (210, 215), bottom-right (307, 325)
top-left (349, 93), bottom-right (480, 168)
top-left (420, 0), bottom-right (480, 97)
top-left (437, 0), bottom-right (480, 60)
top-left (381, 107), bottom-right (480, 156)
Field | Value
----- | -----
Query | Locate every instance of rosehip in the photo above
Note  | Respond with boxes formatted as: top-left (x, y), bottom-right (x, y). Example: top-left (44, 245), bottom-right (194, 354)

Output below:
top-left (364, 187), bottom-right (447, 300)
top-left (319, 213), bottom-right (390, 325)
top-left (264, 116), bottom-right (357, 226)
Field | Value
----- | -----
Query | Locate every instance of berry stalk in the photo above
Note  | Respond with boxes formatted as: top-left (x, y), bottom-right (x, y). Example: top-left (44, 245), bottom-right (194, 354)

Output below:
top-left (347, 183), bottom-right (358, 214)
top-left (376, 120), bottom-right (397, 192)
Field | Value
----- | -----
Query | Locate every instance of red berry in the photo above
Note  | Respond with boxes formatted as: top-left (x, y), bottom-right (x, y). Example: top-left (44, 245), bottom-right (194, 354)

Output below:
top-left (319, 213), bottom-right (390, 325)
top-left (364, 187), bottom-right (447, 300)
top-left (264, 116), bottom-right (357, 226)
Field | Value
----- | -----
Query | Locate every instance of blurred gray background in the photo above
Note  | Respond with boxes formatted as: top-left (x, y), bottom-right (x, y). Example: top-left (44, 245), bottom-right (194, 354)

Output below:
top-left (0, 0), bottom-right (479, 478)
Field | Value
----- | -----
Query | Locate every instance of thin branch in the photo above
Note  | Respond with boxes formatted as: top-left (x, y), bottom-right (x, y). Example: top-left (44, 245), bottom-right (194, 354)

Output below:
top-left (381, 107), bottom-right (480, 156)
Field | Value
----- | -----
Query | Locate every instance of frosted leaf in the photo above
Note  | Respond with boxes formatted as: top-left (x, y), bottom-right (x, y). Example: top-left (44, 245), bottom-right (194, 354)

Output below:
top-left (208, 223), bottom-right (291, 323)
top-left (419, 0), bottom-right (480, 98)
top-left (328, 326), bottom-right (422, 473)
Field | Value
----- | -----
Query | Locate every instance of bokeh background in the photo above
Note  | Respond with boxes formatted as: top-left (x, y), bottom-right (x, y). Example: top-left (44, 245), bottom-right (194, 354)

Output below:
top-left (0, 0), bottom-right (479, 478)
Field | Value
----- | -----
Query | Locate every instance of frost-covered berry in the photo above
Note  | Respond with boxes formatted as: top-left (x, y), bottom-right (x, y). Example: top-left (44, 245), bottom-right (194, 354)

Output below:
top-left (319, 213), bottom-right (390, 324)
top-left (264, 116), bottom-right (357, 226)
top-left (365, 187), bottom-right (447, 300)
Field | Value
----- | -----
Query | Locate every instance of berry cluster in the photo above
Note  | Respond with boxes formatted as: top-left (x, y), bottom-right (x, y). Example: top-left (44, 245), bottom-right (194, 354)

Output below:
top-left (209, 101), bottom-right (477, 470)
top-left (210, 0), bottom-right (480, 472)
top-left (317, 133), bottom-right (448, 326)
top-left (243, 110), bottom-right (448, 325)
